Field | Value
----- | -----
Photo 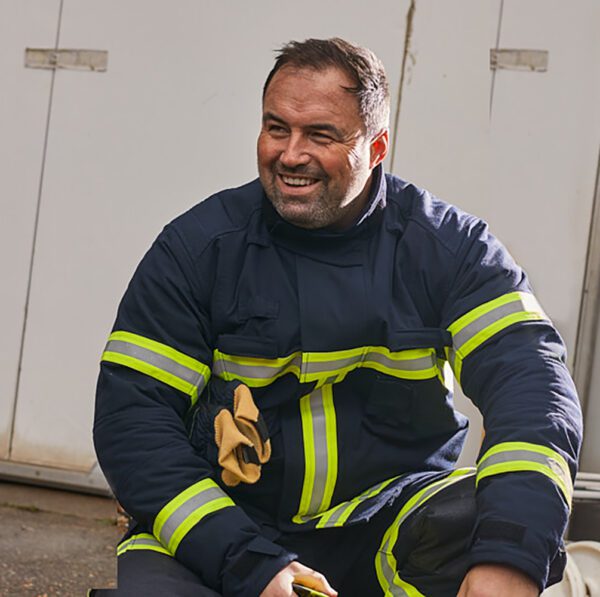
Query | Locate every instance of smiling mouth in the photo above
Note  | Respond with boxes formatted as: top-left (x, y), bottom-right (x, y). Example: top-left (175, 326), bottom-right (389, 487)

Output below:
top-left (280, 174), bottom-right (319, 187)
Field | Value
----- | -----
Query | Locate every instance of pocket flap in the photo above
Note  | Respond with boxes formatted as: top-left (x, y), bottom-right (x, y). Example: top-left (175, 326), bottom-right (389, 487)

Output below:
top-left (389, 328), bottom-right (452, 351)
top-left (216, 334), bottom-right (279, 358)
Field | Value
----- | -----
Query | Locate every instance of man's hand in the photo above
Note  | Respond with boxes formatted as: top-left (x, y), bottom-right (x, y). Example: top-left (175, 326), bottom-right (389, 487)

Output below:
top-left (458, 564), bottom-right (539, 597)
top-left (260, 561), bottom-right (338, 597)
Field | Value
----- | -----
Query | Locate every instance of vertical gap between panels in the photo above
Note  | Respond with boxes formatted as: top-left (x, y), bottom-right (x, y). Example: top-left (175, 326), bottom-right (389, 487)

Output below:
top-left (390, 0), bottom-right (416, 174)
top-left (9, 0), bottom-right (65, 458)
top-left (489, 0), bottom-right (504, 118)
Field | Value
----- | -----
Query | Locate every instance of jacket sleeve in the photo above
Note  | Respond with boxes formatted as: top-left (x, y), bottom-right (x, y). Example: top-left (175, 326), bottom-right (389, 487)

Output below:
top-left (93, 223), bottom-right (294, 596)
top-left (440, 217), bottom-right (582, 590)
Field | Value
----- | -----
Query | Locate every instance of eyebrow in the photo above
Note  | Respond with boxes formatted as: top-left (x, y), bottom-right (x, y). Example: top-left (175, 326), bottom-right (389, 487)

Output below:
top-left (262, 111), bottom-right (344, 138)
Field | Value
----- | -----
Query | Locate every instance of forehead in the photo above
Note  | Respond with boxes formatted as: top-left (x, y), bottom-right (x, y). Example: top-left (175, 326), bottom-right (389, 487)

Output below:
top-left (262, 66), bottom-right (363, 130)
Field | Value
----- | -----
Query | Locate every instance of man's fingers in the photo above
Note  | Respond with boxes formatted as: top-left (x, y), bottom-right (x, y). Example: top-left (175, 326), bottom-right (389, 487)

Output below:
top-left (293, 570), bottom-right (337, 596)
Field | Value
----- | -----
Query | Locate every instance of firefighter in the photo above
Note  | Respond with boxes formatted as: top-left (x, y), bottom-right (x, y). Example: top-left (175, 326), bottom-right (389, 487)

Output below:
top-left (93, 38), bottom-right (582, 596)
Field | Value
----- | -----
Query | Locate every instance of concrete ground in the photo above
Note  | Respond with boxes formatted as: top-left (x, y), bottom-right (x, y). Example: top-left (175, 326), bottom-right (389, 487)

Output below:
top-left (0, 481), bottom-right (121, 596)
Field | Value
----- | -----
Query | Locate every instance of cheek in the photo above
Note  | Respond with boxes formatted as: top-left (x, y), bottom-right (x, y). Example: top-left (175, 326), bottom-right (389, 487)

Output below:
top-left (257, 137), bottom-right (279, 168)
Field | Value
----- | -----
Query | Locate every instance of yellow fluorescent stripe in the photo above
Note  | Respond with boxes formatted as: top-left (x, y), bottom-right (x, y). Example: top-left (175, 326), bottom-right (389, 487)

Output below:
top-left (476, 461), bottom-right (571, 507)
top-left (167, 497), bottom-right (234, 553)
top-left (314, 476), bottom-right (401, 529)
top-left (117, 533), bottom-right (171, 557)
top-left (295, 394), bottom-right (316, 521)
top-left (108, 331), bottom-right (210, 377)
top-left (213, 350), bottom-right (302, 369)
top-left (376, 469), bottom-right (474, 595)
top-left (385, 469), bottom-right (474, 557)
top-left (478, 441), bottom-right (569, 472)
top-left (305, 346), bottom-right (432, 363)
top-left (452, 311), bottom-right (546, 384)
top-left (458, 311), bottom-right (545, 360)
top-left (448, 292), bottom-right (527, 335)
top-left (153, 478), bottom-right (215, 540)
top-left (319, 386), bottom-right (338, 513)
top-left (102, 351), bottom-right (197, 400)
top-left (218, 365), bottom-right (302, 386)
top-left (214, 347), bottom-right (440, 387)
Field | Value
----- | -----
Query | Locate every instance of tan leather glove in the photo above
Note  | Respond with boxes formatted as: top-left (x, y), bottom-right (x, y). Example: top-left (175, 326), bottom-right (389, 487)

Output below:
top-left (208, 380), bottom-right (271, 487)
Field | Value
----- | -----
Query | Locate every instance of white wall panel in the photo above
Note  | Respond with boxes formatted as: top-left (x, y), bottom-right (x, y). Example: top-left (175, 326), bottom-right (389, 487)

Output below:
top-left (0, 1), bottom-right (60, 458)
top-left (489, 0), bottom-right (600, 360)
top-left (10, 0), bottom-right (411, 469)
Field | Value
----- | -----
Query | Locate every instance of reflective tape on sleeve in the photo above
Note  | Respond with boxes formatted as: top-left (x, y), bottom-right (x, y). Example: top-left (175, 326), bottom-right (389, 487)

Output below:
top-left (477, 441), bottom-right (573, 506)
top-left (117, 533), bottom-right (171, 557)
top-left (213, 346), bottom-right (439, 389)
top-left (101, 331), bottom-right (211, 405)
top-left (293, 385), bottom-right (338, 524)
top-left (447, 292), bottom-right (547, 383)
top-left (375, 468), bottom-right (475, 596)
top-left (153, 478), bottom-right (235, 554)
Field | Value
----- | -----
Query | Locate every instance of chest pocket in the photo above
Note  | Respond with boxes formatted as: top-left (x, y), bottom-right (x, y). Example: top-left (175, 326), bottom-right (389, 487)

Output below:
top-left (364, 328), bottom-right (457, 442)
top-left (225, 295), bottom-right (279, 344)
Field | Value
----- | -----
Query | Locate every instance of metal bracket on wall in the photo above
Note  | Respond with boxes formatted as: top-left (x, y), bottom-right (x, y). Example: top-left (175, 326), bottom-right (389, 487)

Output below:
top-left (25, 48), bottom-right (108, 72)
top-left (490, 49), bottom-right (548, 72)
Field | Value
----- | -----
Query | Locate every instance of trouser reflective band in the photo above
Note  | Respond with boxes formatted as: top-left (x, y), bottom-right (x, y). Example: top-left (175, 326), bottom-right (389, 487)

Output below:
top-left (213, 347), bottom-right (439, 389)
top-left (315, 475), bottom-right (402, 529)
top-left (293, 385), bottom-right (338, 524)
top-left (446, 292), bottom-right (546, 384)
top-left (375, 468), bottom-right (476, 597)
top-left (477, 441), bottom-right (573, 507)
top-left (153, 479), bottom-right (235, 554)
top-left (117, 533), bottom-right (171, 557)
top-left (102, 331), bottom-right (210, 406)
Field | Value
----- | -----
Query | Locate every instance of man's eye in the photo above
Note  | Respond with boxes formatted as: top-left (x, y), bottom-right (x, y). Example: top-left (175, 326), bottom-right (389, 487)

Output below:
top-left (268, 125), bottom-right (287, 135)
top-left (311, 132), bottom-right (334, 143)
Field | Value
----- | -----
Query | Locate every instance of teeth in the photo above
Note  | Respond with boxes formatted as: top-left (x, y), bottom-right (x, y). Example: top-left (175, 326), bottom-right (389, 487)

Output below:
top-left (281, 176), bottom-right (316, 187)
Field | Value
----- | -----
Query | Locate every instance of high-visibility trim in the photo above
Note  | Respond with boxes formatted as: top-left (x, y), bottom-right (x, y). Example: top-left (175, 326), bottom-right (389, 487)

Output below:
top-left (477, 441), bottom-right (573, 507)
top-left (213, 346), bottom-right (439, 388)
top-left (446, 292), bottom-right (546, 383)
top-left (212, 352), bottom-right (303, 387)
top-left (315, 475), bottom-right (402, 529)
top-left (102, 331), bottom-right (210, 406)
top-left (117, 533), bottom-right (172, 557)
top-left (153, 478), bottom-right (234, 554)
top-left (375, 468), bottom-right (475, 596)
top-left (293, 386), bottom-right (339, 524)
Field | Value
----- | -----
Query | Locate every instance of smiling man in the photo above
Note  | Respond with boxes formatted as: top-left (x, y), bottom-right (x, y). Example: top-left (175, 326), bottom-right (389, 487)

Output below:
top-left (93, 39), bottom-right (581, 597)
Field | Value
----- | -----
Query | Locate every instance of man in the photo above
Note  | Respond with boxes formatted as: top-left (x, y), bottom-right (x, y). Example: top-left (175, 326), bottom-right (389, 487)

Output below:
top-left (94, 38), bottom-right (582, 596)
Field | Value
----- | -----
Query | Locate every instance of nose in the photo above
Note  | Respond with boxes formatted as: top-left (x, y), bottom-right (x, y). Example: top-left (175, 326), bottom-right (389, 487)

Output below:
top-left (279, 133), bottom-right (310, 169)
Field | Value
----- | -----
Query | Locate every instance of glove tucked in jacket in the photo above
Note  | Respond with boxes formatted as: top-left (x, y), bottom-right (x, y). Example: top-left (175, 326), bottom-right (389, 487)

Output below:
top-left (190, 379), bottom-right (271, 487)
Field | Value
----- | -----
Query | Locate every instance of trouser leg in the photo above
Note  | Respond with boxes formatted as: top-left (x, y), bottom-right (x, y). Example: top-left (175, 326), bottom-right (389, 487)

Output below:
top-left (280, 472), bottom-right (477, 597)
top-left (90, 549), bottom-right (221, 597)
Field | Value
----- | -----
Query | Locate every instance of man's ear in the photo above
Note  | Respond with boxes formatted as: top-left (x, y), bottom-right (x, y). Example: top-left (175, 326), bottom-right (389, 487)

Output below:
top-left (369, 129), bottom-right (389, 169)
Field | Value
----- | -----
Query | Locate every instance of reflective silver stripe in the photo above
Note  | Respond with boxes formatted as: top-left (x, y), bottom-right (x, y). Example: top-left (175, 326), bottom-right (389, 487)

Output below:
top-left (304, 351), bottom-right (435, 375)
top-left (304, 355), bottom-right (361, 373)
top-left (319, 476), bottom-right (399, 528)
top-left (365, 350), bottom-right (436, 372)
top-left (477, 448), bottom-right (573, 502)
top-left (157, 486), bottom-right (225, 548)
top-left (212, 354), bottom-right (302, 380)
top-left (376, 470), bottom-right (476, 595)
top-left (117, 535), bottom-right (169, 556)
top-left (308, 388), bottom-right (329, 515)
top-left (105, 339), bottom-right (207, 390)
top-left (378, 552), bottom-right (409, 597)
top-left (214, 349), bottom-right (437, 386)
top-left (452, 298), bottom-right (532, 351)
top-left (479, 449), bottom-right (556, 470)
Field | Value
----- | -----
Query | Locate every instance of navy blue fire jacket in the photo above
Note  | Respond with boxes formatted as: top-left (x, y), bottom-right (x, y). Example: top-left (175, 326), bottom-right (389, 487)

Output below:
top-left (94, 166), bottom-right (582, 595)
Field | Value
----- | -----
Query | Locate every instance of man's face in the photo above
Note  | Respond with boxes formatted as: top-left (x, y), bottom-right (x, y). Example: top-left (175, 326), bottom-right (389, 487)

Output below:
top-left (257, 66), bottom-right (388, 230)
